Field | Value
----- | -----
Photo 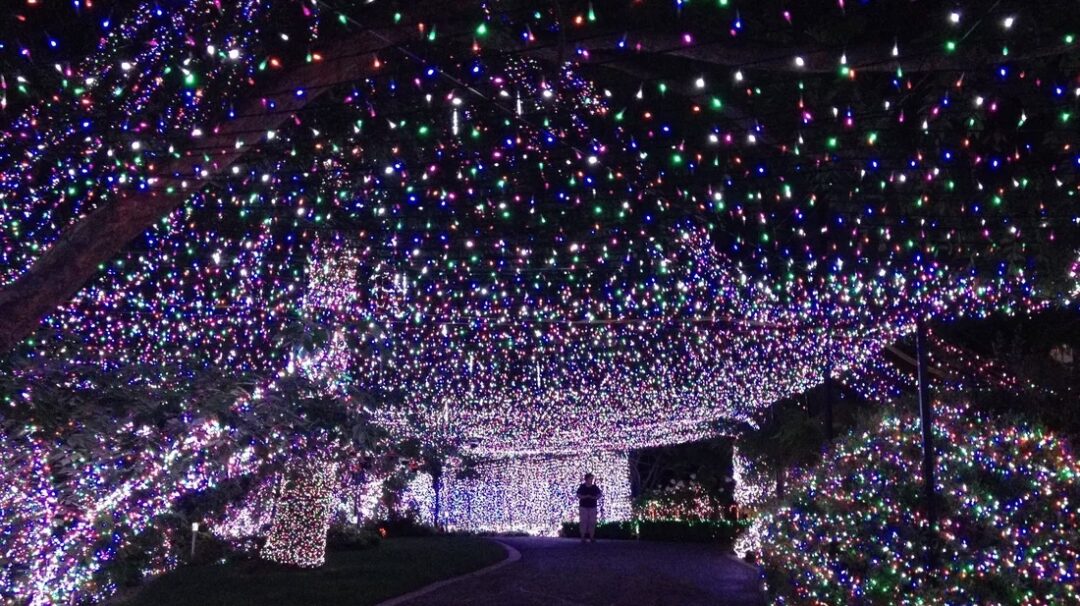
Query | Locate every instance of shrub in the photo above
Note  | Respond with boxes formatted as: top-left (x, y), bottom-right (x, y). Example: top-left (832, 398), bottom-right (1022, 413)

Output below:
top-left (99, 524), bottom-right (172, 588)
top-left (560, 521), bottom-right (637, 540)
top-left (327, 524), bottom-right (382, 551)
top-left (369, 514), bottom-right (435, 538)
top-left (560, 520), bottom-right (744, 546)
top-left (636, 519), bottom-right (742, 545)
top-left (189, 533), bottom-right (240, 565)
top-left (760, 403), bottom-right (1080, 605)
top-left (633, 480), bottom-right (730, 522)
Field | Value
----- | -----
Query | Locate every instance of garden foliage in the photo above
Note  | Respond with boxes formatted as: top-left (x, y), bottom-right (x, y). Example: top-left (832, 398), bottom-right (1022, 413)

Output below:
top-left (760, 404), bottom-right (1080, 605)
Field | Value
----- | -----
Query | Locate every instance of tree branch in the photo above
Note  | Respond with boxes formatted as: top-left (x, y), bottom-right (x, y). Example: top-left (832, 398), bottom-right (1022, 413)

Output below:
top-left (530, 32), bottom-right (1074, 74)
top-left (0, 30), bottom-right (412, 352)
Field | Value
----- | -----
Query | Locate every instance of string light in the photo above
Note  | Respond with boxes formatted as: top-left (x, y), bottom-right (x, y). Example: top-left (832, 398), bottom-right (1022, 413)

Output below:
top-left (635, 479), bottom-right (729, 522)
top-left (0, 1), bottom-right (1076, 603)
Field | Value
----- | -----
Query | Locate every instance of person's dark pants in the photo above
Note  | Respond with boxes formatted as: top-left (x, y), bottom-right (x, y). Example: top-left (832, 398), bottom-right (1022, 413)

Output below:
top-left (579, 506), bottom-right (597, 538)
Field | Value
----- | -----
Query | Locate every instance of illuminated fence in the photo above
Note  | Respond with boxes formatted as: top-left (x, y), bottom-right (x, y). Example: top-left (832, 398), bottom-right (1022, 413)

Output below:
top-left (437, 451), bottom-right (632, 535)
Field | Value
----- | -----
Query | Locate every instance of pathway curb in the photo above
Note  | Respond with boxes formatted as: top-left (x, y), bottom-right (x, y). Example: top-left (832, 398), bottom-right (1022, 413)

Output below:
top-left (375, 539), bottom-right (522, 606)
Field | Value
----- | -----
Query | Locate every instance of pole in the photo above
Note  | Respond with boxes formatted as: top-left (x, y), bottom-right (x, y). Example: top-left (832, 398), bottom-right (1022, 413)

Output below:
top-left (915, 316), bottom-right (937, 567)
top-left (769, 406), bottom-right (785, 499)
top-left (823, 317), bottom-right (834, 442)
top-left (824, 358), bottom-right (834, 442)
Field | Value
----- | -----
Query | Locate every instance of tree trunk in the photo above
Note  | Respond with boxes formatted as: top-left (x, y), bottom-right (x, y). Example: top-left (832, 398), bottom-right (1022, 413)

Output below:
top-left (262, 459), bottom-right (337, 568)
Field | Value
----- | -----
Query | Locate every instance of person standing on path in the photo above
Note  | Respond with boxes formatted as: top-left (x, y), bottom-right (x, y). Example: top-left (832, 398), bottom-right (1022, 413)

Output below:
top-left (576, 473), bottom-right (602, 543)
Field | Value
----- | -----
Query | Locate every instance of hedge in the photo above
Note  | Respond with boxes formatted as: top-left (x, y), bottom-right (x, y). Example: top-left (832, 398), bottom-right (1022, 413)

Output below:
top-left (560, 519), bottom-right (745, 547)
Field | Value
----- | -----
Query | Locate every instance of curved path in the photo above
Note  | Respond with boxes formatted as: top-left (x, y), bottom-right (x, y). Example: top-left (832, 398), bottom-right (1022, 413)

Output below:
top-left (398, 537), bottom-right (764, 606)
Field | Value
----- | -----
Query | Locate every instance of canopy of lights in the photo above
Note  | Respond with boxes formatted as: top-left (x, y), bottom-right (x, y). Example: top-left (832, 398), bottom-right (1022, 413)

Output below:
top-left (1, 0), bottom-right (1077, 457)
top-left (0, 1), bottom-right (1077, 603)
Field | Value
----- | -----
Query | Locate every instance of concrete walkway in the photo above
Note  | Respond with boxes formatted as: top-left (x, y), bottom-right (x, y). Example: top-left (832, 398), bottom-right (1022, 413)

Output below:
top-left (398, 537), bottom-right (764, 606)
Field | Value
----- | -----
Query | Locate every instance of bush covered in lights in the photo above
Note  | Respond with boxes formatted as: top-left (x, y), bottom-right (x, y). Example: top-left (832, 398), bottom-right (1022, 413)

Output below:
top-left (0, 356), bottom-right (387, 603)
top-left (760, 403), bottom-right (1080, 605)
top-left (633, 479), bottom-right (731, 522)
top-left (326, 524), bottom-right (382, 551)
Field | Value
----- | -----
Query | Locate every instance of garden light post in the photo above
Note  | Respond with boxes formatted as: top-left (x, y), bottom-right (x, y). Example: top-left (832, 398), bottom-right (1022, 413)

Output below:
top-left (190, 522), bottom-right (199, 559)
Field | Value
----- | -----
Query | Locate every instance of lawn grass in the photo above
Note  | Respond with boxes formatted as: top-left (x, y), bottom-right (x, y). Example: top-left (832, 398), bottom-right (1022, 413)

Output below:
top-left (119, 536), bottom-right (506, 606)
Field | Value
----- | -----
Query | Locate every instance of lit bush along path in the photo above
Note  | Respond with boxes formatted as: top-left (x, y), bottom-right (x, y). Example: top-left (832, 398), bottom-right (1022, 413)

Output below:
top-left (759, 404), bottom-right (1080, 605)
top-left (400, 537), bottom-right (763, 606)
top-left (120, 537), bottom-right (506, 606)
